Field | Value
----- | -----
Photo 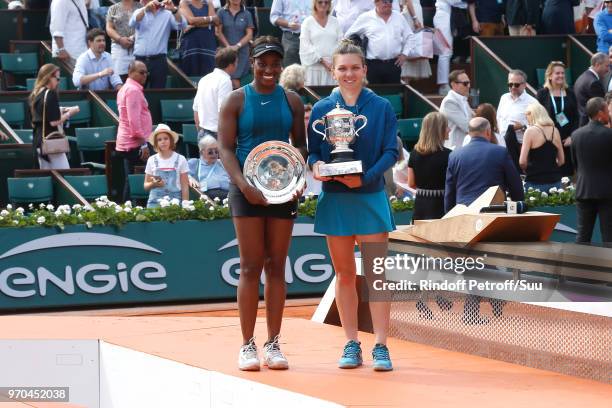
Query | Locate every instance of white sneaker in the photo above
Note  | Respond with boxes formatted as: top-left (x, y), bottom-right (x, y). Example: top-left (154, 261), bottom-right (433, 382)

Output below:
top-left (238, 337), bottom-right (260, 371)
top-left (263, 335), bottom-right (289, 370)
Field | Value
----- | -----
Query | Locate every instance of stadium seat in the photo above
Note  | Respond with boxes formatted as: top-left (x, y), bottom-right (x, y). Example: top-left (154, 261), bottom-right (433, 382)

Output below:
top-left (0, 102), bottom-right (25, 128)
top-left (75, 126), bottom-right (116, 171)
top-left (128, 174), bottom-right (148, 200)
top-left (64, 175), bottom-right (108, 201)
top-left (189, 76), bottom-right (200, 86)
top-left (13, 129), bottom-right (33, 143)
top-left (382, 94), bottom-right (403, 118)
top-left (536, 67), bottom-right (573, 88)
top-left (0, 52), bottom-right (38, 90)
top-left (182, 123), bottom-right (199, 157)
top-left (68, 100), bottom-right (92, 126)
top-left (397, 118), bottom-right (422, 144)
top-left (27, 77), bottom-right (68, 91)
top-left (161, 99), bottom-right (194, 123)
top-left (8, 176), bottom-right (53, 204)
top-left (105, 99), bottom-right (118, 115)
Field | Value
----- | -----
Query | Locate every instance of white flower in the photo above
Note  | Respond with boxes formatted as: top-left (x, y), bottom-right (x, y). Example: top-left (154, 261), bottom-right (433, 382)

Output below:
top-left (36, 216), bottom-right (45, 224)
top-left (13, 220), bottom-right (18, 225)
top-left (84, 205), bottom-right (94, 212)
top-left (308, 191), bottom-right (314, 197)
top-left (124, 200), bottom-right (132, 208)
top-left (98, 195), bottom-right (108, 202)
top-left (557, 188), bottom-right (564, 193)
top-left (199, 195), bottom-right (207, 201)
top-left (6, 204), bottom-right (12, 210)
top-left (541, 192), bottom-right (548, 198)
top-left (561, 176), bottom-right (570, 184)
top-left (123, 207), bottom-right (132, 213)
top-left (46, 204), bottom-right (54, 211)
top-left (159, 198), bottom-right (170, 208)
top-left (529, 196), bottom-right (536, 202)
top-left (389, 195), bottom-right (397, 202)
top-left (184, 205), bottom-right (195, 212)
top-left (214, 196), bottom-right (220, 202)
top-left (402, 196), bottom-right (411, 203)
top-left (527, 187), bottom-right (534, 192)
top-left (77, 214), bottom-right (83, 219)
top-left (170, 198), bottom-right (180, 206)
top-left (86, 221), bottom-right (93, 228)
top-left (0, 216), bottom-right (3, 221)
top-left (222, 198), bottom-right (229, 205)
top-left (209, 206), bottom-right (215, 211)
top-left (135, 206), bottom-right (143, 210)
top-left (0, 210), bottom-right (9, 217)
top-left (96, 200), bottom-right (107, 208)
top-left (114, 206), bottom-right (122, 213)
top-left (28, 203), bottom-right (33, 209)
top-left (39, 203), bottom-right (46, 209)
top-left (567, 185), bottom-right (575, 191)
top-left (72, 204), bottom-right (82, 211)
top-left (549, 187), bottom-right (557, 194)
top-left (57, 205), bottom-right (71, 215)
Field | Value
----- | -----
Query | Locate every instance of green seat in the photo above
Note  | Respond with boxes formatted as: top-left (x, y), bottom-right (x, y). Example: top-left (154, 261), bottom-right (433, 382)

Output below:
top-left (128, 174), bottom-right (148, 200)
top-left (0, 102), bottom-right (25, 128)
top-left (382, 94), bottom-right (403, 118)
top-left (64, 175), bottom-right (108, 201)
top-left (397, 118), bottom-right (422, 143)
top-left (161, 99), bottom-right (194, 123)
top-left (68, 100), bottom-right (91, 126)
top-left (0, 52), bottom-right (38, 89)
top-left (536, 67), bottom-right (572, 88)
top-left (182, 123), bottom-right (199, 157)
top-left (8, 176), bottom-right (53, 204)
top-left (13, 129), bottom-right (33, 143)
top-left (75, 126), bottom-right (116, 151)
top-left (27, 77), bottom-right (68, 91)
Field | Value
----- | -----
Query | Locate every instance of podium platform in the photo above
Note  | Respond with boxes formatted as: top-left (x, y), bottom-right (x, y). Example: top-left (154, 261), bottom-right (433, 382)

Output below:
top-left (0, 315), bottom-right (610, 407)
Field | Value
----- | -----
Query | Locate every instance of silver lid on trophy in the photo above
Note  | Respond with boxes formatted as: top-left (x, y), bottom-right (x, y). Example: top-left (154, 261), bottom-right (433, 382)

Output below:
top-left (243, 141), bottom-right (306, 204)
top-left (311, 103), bottom-right (367, 176)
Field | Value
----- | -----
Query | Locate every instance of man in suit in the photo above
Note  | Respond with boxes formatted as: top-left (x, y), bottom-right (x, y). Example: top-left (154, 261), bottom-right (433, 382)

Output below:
top-left (570, 97), bottom-right (612, 244)
top-left (445, 117), bottom-right (525, 213)
top-left (440, 69), bottom-right (473, 149)
top-left (574, 52), bottom-right (609, 126)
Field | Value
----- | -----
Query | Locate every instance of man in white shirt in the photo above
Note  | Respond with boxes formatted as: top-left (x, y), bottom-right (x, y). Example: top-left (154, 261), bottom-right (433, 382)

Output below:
top-left (193, 48), bottom-right (238, 139)
top-left (49, 0), bottom-right (89, 67)
top-left (344, 0), bottom-right (412, 84)
top-left (440, 69), bottom-right (473, 149)
top-left (497, 69), bottom-right (537, 144)
top-left (333, 0), bottom-right (400, 34)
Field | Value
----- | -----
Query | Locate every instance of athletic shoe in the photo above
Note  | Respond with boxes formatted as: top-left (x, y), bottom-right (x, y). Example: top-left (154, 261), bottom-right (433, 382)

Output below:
top-left (238, 337), bottom-right (260, 371)
top-left (263, 335), bottom-right (289, 370)
top-left (338, 340), bottom-right (363, 369)
top-left (372, 343), bottom-right (393, 371)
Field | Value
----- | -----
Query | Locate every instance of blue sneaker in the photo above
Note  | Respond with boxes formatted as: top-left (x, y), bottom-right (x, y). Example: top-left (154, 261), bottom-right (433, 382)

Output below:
top-left (338, 340), bottom-right (362, 369)
top-left (372, 343), bottom-right (393, 371)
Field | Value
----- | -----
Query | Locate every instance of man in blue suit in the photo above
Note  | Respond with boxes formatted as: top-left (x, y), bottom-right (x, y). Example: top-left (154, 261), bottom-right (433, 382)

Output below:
top-left (445, 117), bottom-right (525, 213)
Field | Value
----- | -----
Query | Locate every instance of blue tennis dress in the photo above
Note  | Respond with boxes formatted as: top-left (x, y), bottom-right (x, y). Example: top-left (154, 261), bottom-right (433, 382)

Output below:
top-left (314, 191), bottom-right (395, 236)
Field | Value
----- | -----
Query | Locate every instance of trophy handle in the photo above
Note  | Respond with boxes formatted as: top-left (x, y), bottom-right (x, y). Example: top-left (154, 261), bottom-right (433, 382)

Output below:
top-left (311, 119), bottom-right (327, 139)
top-left (354, 115), bottom-right (367, 136)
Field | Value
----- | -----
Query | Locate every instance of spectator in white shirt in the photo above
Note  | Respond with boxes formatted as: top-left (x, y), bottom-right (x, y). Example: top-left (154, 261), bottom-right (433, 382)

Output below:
top-left (440, 69), bottom-right (473, 149)
top-left (49, 0), bottom-right (89, 67)
top-left (497, 69), bottom-right (537, 144)
top-left (333, 0), bottom-right (400, 34)
top-left (73, 28), bottom-right (123, 91)
top-left (345, 0), bottom-right (413, 84)
top-left (193, 47), bottom-right (238, 139)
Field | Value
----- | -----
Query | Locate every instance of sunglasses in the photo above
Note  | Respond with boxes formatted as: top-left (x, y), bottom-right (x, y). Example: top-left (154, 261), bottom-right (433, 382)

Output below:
top-left (454, 80), bottom-right (470, 86)
top-left (508, 82), bottom-right (524, 88)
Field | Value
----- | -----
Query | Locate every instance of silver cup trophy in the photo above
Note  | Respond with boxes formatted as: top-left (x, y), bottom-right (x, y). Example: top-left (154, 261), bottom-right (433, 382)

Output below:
top-left (311, 103), bottom-right (367, 176)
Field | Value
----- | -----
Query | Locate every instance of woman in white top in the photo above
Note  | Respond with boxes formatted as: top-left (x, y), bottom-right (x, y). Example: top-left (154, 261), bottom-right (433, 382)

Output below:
top-left (401, 0), bottom-right (431, 81)
top-left (299, 0), bottom-right (343, 86)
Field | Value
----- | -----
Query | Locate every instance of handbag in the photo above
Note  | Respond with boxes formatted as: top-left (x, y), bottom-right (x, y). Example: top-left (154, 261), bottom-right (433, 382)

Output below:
top-left (41, 89), bottom-right (70, 156)
top-left (406, 29), bottom-right (434, 59)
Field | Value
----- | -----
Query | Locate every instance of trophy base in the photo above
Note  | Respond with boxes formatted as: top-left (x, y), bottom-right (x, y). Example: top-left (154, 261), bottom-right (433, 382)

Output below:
top-left (319, 160), bottom-right (363, 177)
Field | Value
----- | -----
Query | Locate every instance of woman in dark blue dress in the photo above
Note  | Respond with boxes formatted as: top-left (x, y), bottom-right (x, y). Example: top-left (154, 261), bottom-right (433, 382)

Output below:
top-left (541, 0), bottom-right (580, 34)
top-left (217, 0), bottom-right (254, 89)
top-left (179, 0), bottom-right (218, 76)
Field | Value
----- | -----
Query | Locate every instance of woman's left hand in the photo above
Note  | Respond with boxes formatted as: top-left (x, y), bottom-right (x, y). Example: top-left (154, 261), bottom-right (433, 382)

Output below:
top-left (332, 174), bottom-right (362, 189)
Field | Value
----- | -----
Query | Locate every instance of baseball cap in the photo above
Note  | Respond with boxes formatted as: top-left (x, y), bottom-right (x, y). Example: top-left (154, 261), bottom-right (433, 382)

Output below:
top-left (252, 42), bottom-right (284, 58)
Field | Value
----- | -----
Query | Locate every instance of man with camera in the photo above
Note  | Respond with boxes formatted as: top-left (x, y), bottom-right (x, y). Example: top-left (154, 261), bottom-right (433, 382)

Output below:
top-left (129, 0), bottom-right (187, 88)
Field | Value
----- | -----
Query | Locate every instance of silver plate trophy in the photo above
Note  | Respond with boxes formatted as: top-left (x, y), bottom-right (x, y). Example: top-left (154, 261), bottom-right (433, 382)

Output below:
top-left (243, 141), bottom-right (306, 204)
top-left (311, 103), bottom-right (367, 176)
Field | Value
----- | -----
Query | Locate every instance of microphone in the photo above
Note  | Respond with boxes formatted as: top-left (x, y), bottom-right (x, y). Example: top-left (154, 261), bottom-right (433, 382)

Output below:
top-left (480, 201), bottom-right (528, 214)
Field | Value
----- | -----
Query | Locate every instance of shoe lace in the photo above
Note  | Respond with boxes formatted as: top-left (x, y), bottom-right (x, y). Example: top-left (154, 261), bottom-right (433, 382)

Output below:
top-left (241, 337), bottom-right (257, 354)
top-left (342, 341), bottom-right (361, 359)
top-left (264, 335), bottom-right (284, 358)
top-left (373, 344), bottom-right (390, 361)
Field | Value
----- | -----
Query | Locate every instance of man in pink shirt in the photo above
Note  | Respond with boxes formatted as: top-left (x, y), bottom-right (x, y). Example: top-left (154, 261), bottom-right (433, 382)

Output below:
top-left (115, 60), bottom-right (153, 202)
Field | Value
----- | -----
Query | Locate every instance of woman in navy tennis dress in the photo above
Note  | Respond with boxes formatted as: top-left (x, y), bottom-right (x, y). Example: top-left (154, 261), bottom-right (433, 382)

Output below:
top-left (218, 36), bottom-right (306, 372)
top-left (308, 40), bottom-right (398, 371)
